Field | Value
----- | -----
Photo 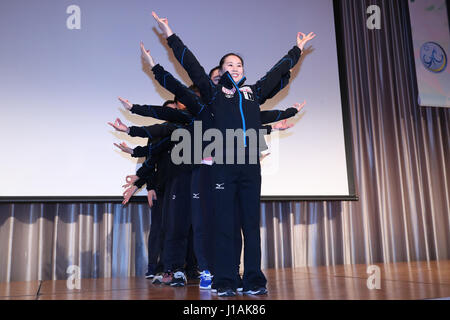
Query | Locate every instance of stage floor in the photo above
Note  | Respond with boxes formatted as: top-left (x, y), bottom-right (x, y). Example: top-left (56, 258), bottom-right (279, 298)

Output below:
top-left (1, 260), bottom-right (449, 300)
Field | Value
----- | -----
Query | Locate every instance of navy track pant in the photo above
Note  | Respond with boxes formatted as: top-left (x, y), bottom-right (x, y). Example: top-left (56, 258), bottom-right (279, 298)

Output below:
top-left (212, 163), bottom-right (267, 291)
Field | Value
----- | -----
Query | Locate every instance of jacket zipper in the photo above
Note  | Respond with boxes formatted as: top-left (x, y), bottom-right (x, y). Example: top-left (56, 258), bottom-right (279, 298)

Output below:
top-left (227, 74), bottom-right (247, 147)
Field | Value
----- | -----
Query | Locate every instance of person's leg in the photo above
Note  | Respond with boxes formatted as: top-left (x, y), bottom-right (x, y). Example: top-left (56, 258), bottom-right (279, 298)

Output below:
top-left (163, 172), bottom-right (190, 273)
top-left (146, 190), bottom-right (164, 278)
top-left (233, 194), bottom-right (243, 290)
top-left (199, 165), bottom-right (215, 274)
top-left (238, 165), bottom-right (267, 293)
top-left (155, 188), bottom-right (166, 274)
top-left (167, 169), bottom-right (192, 286)
top-left (161, 178), bottom-right (173, 272)
top-left (185, 226), bottom-right (199, 280)
top-left (191, 165), bottom-right (212, 272)
top-left (188, 166), bottom-right (202, 275)
top-left (153, 179), bottom-right (175, 285)
top-left (191, 164), bottom-right (215, 289)
top-left (212, 164), bottom-right (239, 293)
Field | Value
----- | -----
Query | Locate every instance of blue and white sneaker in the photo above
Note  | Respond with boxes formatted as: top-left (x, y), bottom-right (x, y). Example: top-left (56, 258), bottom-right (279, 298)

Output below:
top-left (199, 270), bottom-right (213, 290)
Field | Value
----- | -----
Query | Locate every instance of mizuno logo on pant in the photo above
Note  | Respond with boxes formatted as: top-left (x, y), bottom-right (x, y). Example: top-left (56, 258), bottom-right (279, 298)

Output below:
top-left (193, 193), bottom-right (200, 199)
top-left (215, 183), bottom-right (225, 190)
top-left (172, 195), bottom-right (176, 200)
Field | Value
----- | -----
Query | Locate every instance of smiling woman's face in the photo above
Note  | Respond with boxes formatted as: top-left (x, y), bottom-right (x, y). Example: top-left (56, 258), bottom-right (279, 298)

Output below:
top-left (220, 55), bottom-right (244, 83)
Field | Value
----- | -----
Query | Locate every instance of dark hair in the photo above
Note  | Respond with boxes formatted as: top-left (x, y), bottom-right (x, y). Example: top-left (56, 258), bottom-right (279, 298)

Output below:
top-left (208, 66), bottom-right (220, 78)
top-left (219, 53), bottom-right (244, 70)
top-left (163, 100), bottom-right (175, 107)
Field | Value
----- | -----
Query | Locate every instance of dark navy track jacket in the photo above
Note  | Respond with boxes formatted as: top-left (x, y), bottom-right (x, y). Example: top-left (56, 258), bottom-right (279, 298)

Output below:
top-left (149, 64), bottom-right (300, 127)
top-left (130, 63), bottom-right (300, 164)
top-left (128, 125), bottom-right (175, 192)
top-left (166, 34), bottom-right (302, 154)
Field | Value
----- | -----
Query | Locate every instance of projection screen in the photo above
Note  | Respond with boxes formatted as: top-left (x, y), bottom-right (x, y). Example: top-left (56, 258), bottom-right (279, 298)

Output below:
top-left (0, 0), bottom-right (356, 200)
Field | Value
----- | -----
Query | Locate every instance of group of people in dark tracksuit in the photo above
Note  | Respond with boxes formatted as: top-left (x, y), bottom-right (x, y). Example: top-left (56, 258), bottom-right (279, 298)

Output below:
top-left (109, 11), bottom-right (316, 297)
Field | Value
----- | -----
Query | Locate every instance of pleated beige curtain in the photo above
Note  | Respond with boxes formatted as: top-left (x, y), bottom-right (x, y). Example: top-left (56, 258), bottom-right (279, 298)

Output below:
top-left (0, 203), bottom-right (151, 282)
top-left (260, 0), bottom-right (450, 269)
top-left (0, 0), bottom-right (449, 283)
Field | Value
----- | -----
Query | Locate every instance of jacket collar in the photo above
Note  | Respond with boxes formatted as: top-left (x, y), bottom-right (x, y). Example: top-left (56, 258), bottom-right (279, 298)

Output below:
top-left (219, 71), bottom-right (247, 89)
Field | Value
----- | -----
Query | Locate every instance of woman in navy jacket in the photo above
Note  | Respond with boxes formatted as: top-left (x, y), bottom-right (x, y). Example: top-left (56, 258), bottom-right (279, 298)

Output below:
top-left (152, 12), bottom-right (315, 296)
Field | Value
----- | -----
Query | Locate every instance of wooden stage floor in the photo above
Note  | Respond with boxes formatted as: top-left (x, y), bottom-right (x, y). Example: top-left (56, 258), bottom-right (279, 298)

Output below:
top-left (1, 260), bottom-right (449, 300)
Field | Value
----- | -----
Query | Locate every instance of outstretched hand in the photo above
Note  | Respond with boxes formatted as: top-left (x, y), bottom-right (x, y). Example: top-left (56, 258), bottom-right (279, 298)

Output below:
top-left (123, 185), bottom-right (138, 205)
top-left (114, 142), bottom-right (133, 155)
top-left (108, 118), bottom-right (129, 133)
top-left (140, 41), bottom-right (156, 68)
top-left (152, 11), bottom-right (173, 38)
top-left (272, 119), bottom-right (294, 131)
top-left (123, 175), bottom-right (139, 188)
top-left (293, 101), bottom-right (306, 112)
top-left (297, 32), bottom-right (316, 51)
top-left (118, 97), bottom-right (132, 111)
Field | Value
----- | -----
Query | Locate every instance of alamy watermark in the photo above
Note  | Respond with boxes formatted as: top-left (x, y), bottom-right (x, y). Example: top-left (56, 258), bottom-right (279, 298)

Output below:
top-left (66, 265), bottom-right (81, 290)
top-left (65, 5), bottom-right (380, 32)
top-left (366, 265), bottom-right (381, 290)
top-left (367, 5), bottom-right (381, 30)
top-left (170, 121), bottom-right (279, 166)
top-left (66, 5), bottom-right (81, 30)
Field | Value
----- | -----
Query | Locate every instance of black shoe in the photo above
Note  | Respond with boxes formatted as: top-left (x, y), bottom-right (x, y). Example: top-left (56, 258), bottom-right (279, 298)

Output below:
top-left (243, 286), bottom-right (268, 295)
top-left (145, 270), bottom-right (155, 279)
top-left (169, 270), bottom-right (187, 287)
top-left (217, 287), bottom-right (236, 297)
top-left (186, 268), bottom-right (200, 281)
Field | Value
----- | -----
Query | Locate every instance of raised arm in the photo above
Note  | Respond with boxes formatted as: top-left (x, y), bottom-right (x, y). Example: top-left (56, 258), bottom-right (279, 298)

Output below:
top-left (131, 136), bottom-right (173, 158)
top-left (113, 135), bottom-right (173, 159)
top-left (259, 119), bottom-right (295, 136)
top-left (260, 101), bottom-right (306, 124)
top-left (260, 71), bottom-right (291, 105)
top-left (108, 118), bottom-right (181, 139)
top-left (118, 94), bottom-right (192, 124)
top-left (128, 122), bottom-right (180, 139)
top-left (152, 12), bottom-right (215, 103)
top-left (140, 42), bottom-right (203, 118)
top-left (152, 64), bottom-right (207, 116)
top-left (130, 104), bottom-right (193, 124)
top-left (254, 32), bottom-right (316, 103)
